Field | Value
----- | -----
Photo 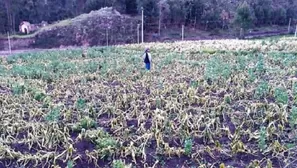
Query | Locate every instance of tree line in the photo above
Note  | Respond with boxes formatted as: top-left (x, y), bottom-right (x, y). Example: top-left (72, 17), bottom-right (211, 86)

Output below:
top-left (1, 0), bottom-right (297, 34)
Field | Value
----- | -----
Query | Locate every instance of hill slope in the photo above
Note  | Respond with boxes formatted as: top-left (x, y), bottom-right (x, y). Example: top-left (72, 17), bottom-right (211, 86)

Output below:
top-left (29, 7), bottom-right (139, 48)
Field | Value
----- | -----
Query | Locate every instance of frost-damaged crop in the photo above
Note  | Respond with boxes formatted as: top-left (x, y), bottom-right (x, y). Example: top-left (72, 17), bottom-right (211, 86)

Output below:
top-left (1, 39), bottom-right (297, 167)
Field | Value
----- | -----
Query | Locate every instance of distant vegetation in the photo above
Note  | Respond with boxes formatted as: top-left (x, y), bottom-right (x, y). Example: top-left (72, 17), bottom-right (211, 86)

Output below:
top-left (1, 0), bottom-right (296, 35)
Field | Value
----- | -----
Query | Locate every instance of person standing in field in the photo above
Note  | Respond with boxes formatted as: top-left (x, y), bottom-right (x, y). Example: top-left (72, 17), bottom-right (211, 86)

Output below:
top-left (143, 48), bottom-right (152, 70)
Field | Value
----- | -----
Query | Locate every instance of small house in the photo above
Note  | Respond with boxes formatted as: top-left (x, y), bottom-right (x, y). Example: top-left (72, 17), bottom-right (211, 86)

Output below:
top-left (19, 21), bottom-right (31, 34)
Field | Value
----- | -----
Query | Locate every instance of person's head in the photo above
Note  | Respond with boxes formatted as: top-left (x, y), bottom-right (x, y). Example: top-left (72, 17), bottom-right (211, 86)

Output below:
top-left (145, 48), bottom-right (150, 53)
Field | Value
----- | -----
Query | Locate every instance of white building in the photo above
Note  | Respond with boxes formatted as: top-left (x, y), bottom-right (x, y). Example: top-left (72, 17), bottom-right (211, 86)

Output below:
top-left (19, 21), bottom-right (31, 34)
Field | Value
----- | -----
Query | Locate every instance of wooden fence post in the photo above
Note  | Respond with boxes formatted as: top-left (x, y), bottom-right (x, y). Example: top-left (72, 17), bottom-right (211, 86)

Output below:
top-left (288, 18), bottom-right (292, 33)
top-left (182, 25), bottom-right (184, 41)
top-left (106, 29), bottom-right (109, 46)
top-left (295, 24), bottom-right (297, 37)
top-left (137, 24), bottom-right (140, 44)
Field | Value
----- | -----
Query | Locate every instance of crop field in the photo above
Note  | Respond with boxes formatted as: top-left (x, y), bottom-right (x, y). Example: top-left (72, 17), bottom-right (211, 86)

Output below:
top-left (1, 38), bottom-right (297, 168)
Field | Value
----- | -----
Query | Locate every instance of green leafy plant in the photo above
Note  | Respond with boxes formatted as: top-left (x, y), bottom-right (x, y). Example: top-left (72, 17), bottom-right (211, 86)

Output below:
top-left (0, 65), bottom-right (6, 75)
top-left (96, 137), bottom-right (118, 149)
top-left (112, 160), bottom-right (126, 168)
top-left (84, 61), bottom-right (100, 73)
top-left (255, 54), bottom-right (265, 74)
top-left (184, 138), bottom-right (193, 156)
top-left (6, 56), bottom-right (17, 64)
top-left (73, 116), bottom-right (96, 131)
top-left (45, 107), bottom-right (60, 123)
top-left (76, 98), bottom-right (86, 110)
top-left (204, 57), bottom-right (232, 80)
top-left (67, 160), bottom-right (74, 168)
top-left (289, 106), bottom-right (297, 129)
top-left (156, 97), bottom-right (162, 109)
top-left (274, 87), bottom-right (288, 104)
top-left (248, 68), bottom-right (256, 82)
top-left (12, 84), bottom-right (26, 95)
top-left (49, 61), bottom-right (61, 73)
top-left (80, 116), bottom-right (96, 129)
top-left (163, 54), bottom-right (174, 66)
top-left (34, 92), bottom-right (46, 102)
top-left (285, 143), bottom-right (295, 149)
top-left (258, 126), bottom-right (267, 151)
top-left (224, 95), bottom-right (231, 104)
top-left (42, 96), bottom-right (52, 108)
top-left (293, 83), bottom-right (297, 104)
top-left (100, 60), bottom-right (109, 76)
top-left (237, 55), bottom-right (247, 71)
top-left (96, 137), bottom-right (119, 159)
top-left (190, 80), bottom-right (199, 88)
top-left (254, 81), bottom-right (269, 99)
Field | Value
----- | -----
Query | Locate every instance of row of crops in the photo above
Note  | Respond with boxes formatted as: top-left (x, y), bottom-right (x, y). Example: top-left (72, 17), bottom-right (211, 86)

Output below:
top-left (1, 38), bottom-right (297, 168)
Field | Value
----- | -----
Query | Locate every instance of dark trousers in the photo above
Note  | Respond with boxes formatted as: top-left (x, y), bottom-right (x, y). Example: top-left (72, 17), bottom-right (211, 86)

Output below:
top-left (145, 63), bottom-right (150, 70)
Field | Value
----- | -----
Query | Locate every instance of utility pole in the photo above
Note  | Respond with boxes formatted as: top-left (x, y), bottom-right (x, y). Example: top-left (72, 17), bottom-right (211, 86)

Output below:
top-left (288, 18), bottom-right (292, 34)
top-left (137, 24), bottom-right (140, 44)
top-left (7, 31), bottom-right (11, 55)
top-left (158, 6), bottom-right (161, 36)
top-left (141, 7), bottom-right (144, 43)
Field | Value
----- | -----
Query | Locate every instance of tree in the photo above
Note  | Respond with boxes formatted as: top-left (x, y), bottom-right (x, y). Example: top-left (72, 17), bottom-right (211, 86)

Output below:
top-left (157, 0), bottom-right (170, 35)
top-left (4, 0), bottom-right (13, 33)
top-left (76, 0), bottom-right (87, 15)
top-left (220, 9), bottom-right (230, 29)
top-left (137, 0), bottom-right (159, 23)
top-left (253, 0), bottom-right (272, 25)
top-left (184, 0), bottom-right (204, 26)
top-left (125, 0), bottom-right (138, 15)
top-left (201, 0), bottom-right (221, 30)
top-left (271, 6), bottom-right (286, 25)
top-left (167, 0), bottom-right (185, 24)
top-left (286, 0), bottom-right (297, 22)
top-left (235, 1), bottom-right (254, 30)
top-left (0, 0), bottom-right (8, 33)
top-left (112, 0), bottom-right (127, 14)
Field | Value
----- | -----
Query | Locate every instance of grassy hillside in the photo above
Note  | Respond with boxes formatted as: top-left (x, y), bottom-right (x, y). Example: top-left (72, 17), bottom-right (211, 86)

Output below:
top-left (1, 37), bottom-right (297, 167)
